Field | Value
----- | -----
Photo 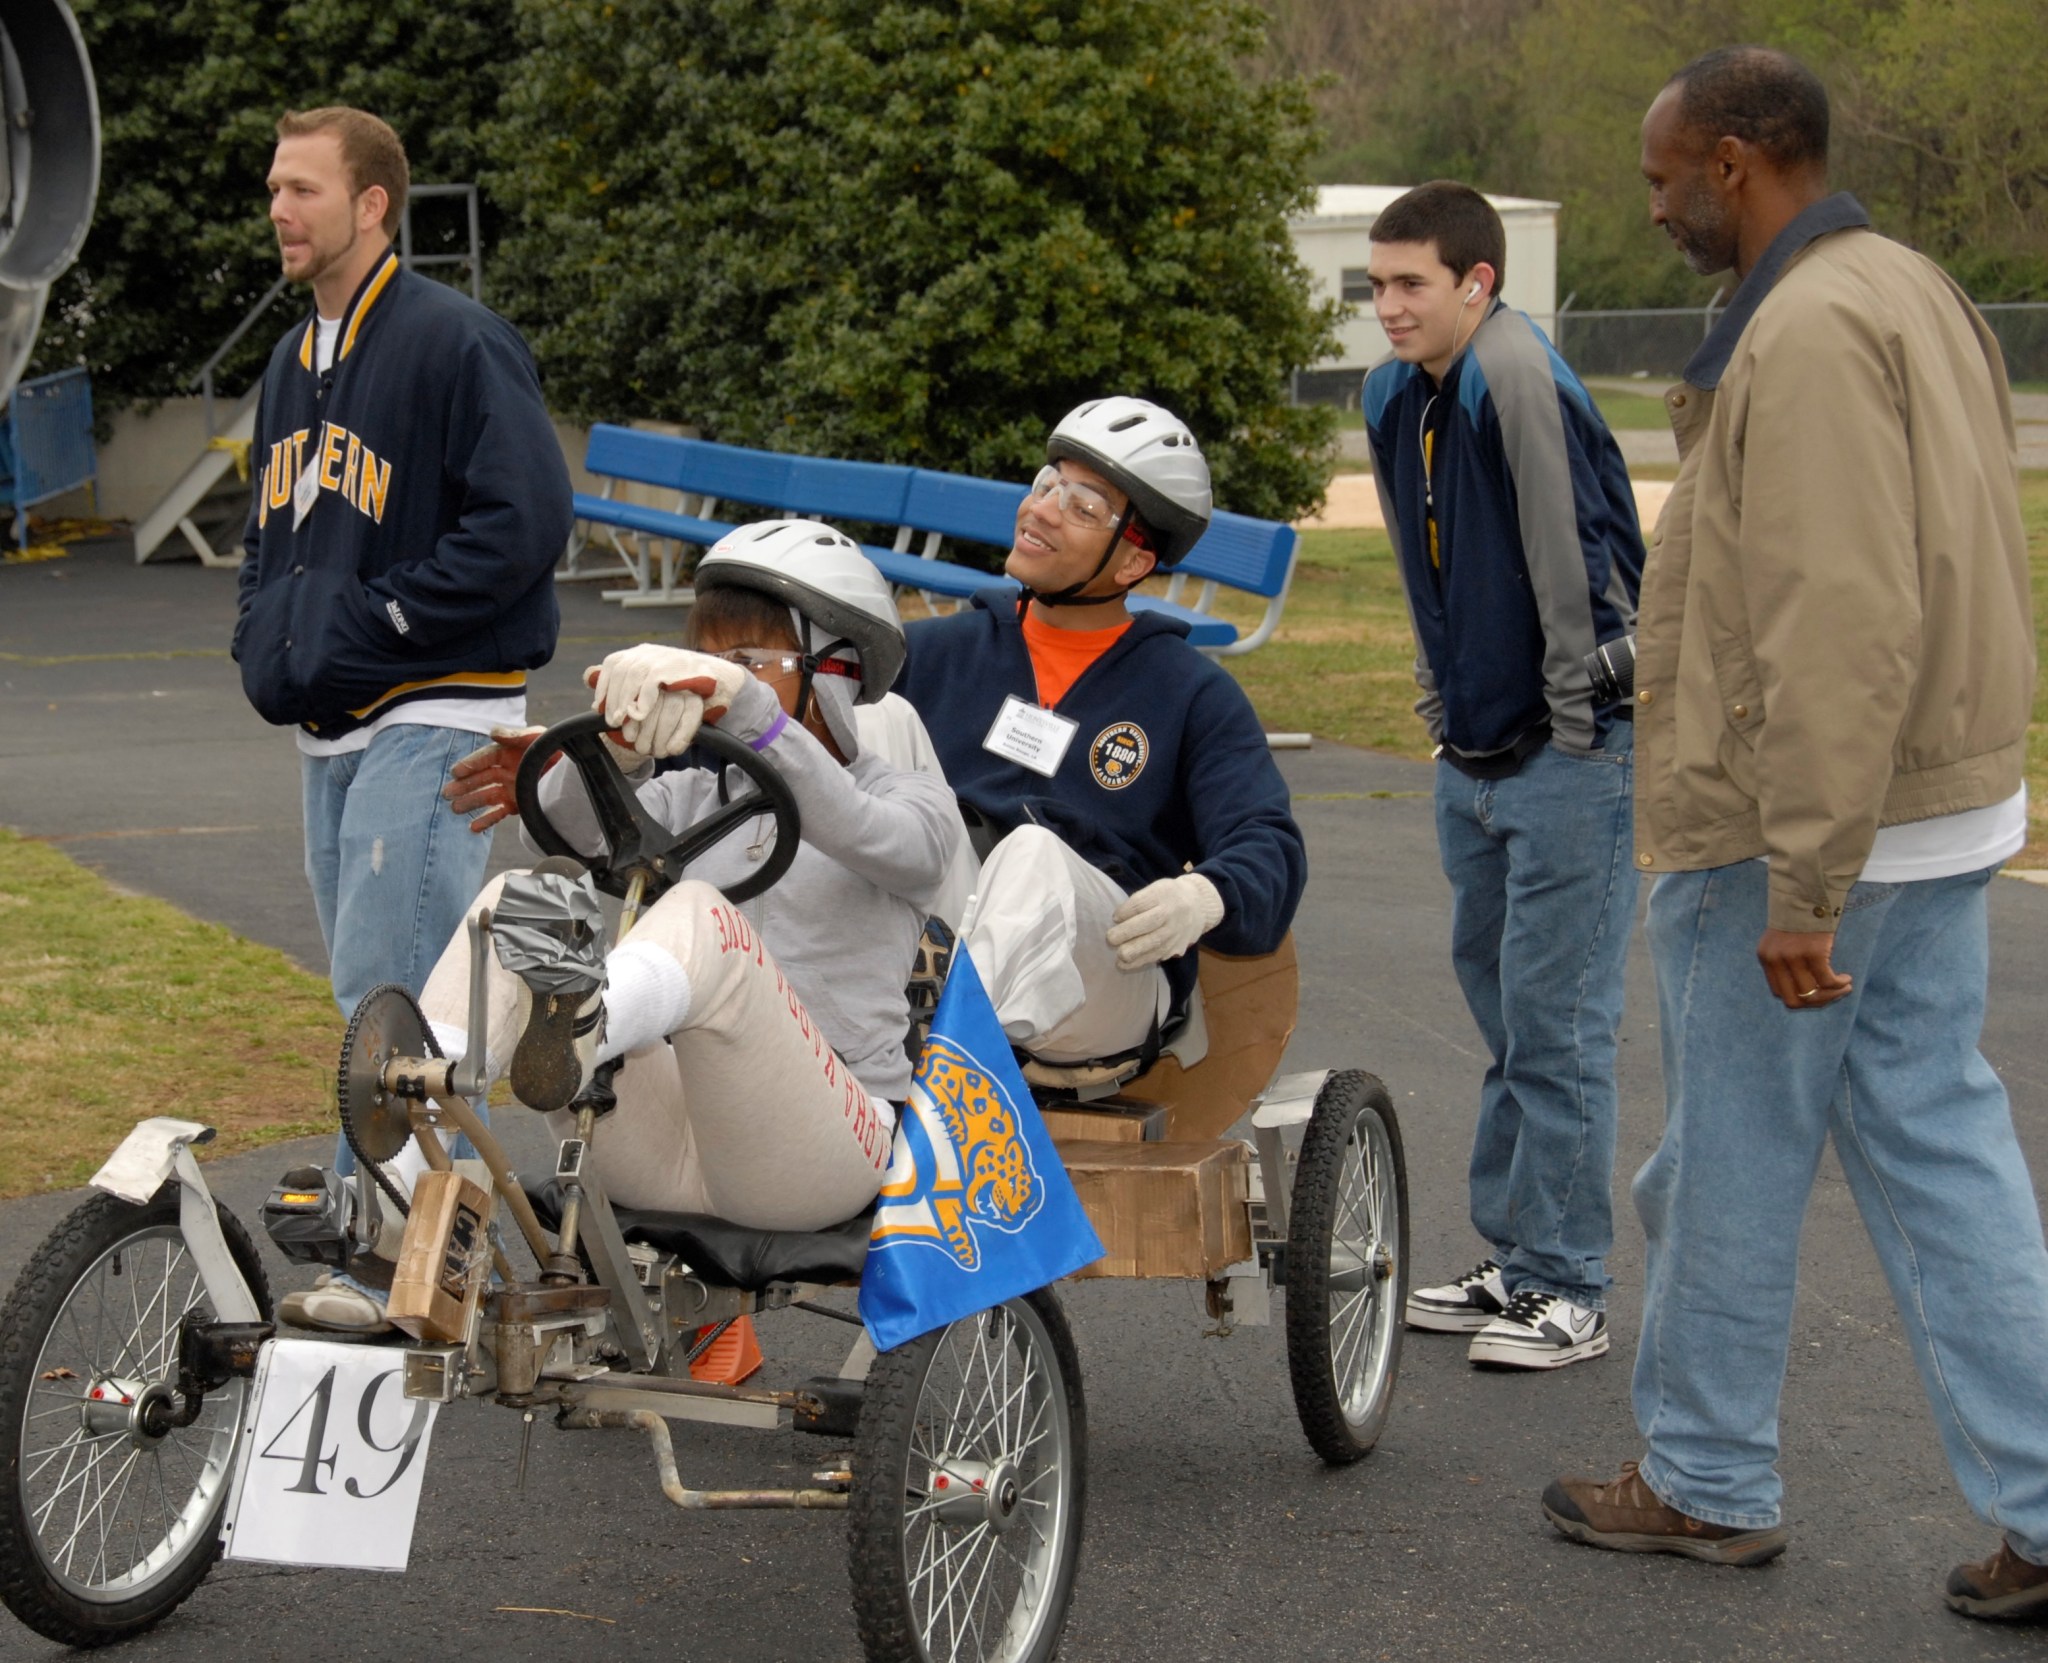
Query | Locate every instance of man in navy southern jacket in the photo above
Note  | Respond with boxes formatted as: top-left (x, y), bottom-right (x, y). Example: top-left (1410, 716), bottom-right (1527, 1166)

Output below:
top-left (236, 111), bottom-right (569, 1026)
top-left (239, 109), bottom-right (568, 1334)
top-left (1363, 183), bottom-right (1644, 1371)
top-left (895, 398), bottom-right (1304, 1069)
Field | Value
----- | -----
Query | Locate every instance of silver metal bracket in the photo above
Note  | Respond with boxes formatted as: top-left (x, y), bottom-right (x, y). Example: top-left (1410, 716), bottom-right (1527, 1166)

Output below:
top-left (577, 1183), bottom-right (661, 1371)
top-left (837, 1330), bottom-right (877, 1384)
top-left (402, 1344), bottom-right (467, 1405)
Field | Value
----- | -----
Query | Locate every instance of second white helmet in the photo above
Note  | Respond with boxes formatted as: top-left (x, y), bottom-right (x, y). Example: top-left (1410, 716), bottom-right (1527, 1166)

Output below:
top-left (694, 519), bottom-right (905, 703)
top-left (1046, 397), bottom-right (1213, 565)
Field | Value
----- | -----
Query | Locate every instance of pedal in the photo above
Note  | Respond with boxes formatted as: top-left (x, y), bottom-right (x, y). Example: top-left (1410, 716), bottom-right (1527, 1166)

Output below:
top-left (262, 1165), bottom-right (353, 1267)
top-left (792, 1375), bottom-right (863, 1439)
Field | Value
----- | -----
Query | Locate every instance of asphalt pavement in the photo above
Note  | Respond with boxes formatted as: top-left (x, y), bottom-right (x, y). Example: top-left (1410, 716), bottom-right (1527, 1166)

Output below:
top-left (3, 540), bottom-right (2047, 1661)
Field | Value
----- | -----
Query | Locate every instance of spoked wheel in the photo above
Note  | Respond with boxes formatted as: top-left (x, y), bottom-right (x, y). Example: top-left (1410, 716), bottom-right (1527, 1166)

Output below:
top-left (0, 1190), bottom-right (272, 1647)
top-left (1284, 1070), bottom-right (1408, 1465)
top-left (849, 1288), bottom-right (1085, 1663)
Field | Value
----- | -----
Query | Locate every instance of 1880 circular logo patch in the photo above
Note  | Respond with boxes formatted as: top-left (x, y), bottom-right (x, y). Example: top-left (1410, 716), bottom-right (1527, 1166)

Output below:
top-left (1089, 722), bottom-right (1149, 790)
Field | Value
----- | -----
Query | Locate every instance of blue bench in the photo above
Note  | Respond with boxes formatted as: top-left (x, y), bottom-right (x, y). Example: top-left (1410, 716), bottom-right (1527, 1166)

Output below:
top-left (0, 368), bottom-right (97, 549)
top-left (564, 424), bottom-right (1298, 654)
top-left (564, 425), bottom-right (795, 608)
top-left (862, 471), bottom-right (1295, 655)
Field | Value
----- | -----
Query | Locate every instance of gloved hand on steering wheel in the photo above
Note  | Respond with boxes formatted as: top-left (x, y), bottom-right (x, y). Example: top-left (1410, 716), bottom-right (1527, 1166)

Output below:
top-left (1105, 872), bottom-right (1225, 970)
top-left (586, 645), bottom-right (750, 759)
top-left (443, 723), bottom-right (648, 832)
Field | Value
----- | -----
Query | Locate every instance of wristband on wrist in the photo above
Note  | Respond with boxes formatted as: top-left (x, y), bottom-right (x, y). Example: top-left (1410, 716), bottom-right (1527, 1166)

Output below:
top-left (749, 710), bottom-right (789, 752)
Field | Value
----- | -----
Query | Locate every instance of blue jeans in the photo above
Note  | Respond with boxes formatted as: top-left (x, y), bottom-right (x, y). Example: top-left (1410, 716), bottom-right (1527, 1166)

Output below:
top-left (302, 722), bottom-right (494, 1175)
top-left (1634, 860), bottom-right (2048, 1554)
top-left (1433, 726), bottom-right (1637, 1308)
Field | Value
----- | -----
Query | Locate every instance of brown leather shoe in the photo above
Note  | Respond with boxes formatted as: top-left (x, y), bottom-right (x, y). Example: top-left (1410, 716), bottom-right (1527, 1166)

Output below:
top-left (1543, 1460), bottom-right (1789, 1566)
top-left (1947, 1541), bottom-right (2048, 1620)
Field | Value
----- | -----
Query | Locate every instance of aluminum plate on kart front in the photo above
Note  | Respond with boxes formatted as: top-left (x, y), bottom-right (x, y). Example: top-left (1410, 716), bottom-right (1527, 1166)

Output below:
top-left (338, 984), bottom-right (438, 1164)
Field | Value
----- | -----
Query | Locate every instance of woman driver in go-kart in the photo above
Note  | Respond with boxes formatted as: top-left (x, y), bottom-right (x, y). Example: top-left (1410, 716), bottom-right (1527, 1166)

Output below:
top-left (283, 520), bottom-right (958, 1335)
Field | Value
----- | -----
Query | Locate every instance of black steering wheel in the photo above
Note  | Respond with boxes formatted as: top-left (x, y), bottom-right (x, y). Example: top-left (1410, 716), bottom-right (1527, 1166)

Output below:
top-left (514, 711), bottom-right (802, 906)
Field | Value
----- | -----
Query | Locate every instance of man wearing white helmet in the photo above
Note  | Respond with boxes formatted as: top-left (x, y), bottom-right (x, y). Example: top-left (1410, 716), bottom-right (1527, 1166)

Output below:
top-left (895, 397), bottom-right (1307, 1065)
top-left (281, 522), bottom-right (956, 1333)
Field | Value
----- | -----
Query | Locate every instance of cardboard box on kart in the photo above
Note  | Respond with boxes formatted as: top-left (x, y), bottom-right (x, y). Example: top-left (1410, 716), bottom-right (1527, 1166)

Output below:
top-left (387, 1169), bottom-right (493, 1342)
top-left (1060, 1140), bottom-right (1253, 1279)
top-left (1051, 937), bottom-right (1296, 1280)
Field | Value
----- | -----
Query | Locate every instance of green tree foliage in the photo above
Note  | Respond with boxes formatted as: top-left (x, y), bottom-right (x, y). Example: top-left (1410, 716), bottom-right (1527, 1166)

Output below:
top-left (1262, 0), bottom-right (2048, 307)
top-left (1863, 0), bottom-right (2048, 299)
top-left (489, 0), bottom-right (1341, 521)
top-left (33, 0), bottom-right (511, 408)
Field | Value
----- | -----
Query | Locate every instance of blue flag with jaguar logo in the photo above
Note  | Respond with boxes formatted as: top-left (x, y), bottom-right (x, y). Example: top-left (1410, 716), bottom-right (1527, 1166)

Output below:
top-left (858, 947), bottom-right (1104, 1352)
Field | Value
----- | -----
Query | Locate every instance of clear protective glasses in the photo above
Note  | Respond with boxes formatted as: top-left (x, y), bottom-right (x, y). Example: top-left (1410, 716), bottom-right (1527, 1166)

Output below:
top-left (714, 646), bottom-right (804, 679)
top-left (1027, 464), bottom-right (1122, 534)
top-left (713, 646), bottom-right (860, 684)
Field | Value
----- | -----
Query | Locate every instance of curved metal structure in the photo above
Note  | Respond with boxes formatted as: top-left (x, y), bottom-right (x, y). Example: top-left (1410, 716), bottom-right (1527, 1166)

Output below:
top-left (0, 0), bottom-right (99, 398)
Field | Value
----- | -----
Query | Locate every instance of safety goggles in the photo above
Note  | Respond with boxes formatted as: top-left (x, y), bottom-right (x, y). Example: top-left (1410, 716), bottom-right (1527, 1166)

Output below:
top-left (713, 646), bottom-right (860, 683)
top-left (1026, 464), bottom-right (1123, 534)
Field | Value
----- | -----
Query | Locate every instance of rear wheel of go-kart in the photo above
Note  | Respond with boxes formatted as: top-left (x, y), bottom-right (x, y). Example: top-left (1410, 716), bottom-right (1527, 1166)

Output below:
top-left (0, 1189), bottom-right (272, 1648)
top-left (1284, 1070), bottom-right (1408, 1466)
top-left (848, 1288), bottom-right (1085, 1663)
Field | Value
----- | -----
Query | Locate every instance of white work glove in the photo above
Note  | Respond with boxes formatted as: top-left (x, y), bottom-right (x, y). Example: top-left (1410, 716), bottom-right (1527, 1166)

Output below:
top-left (1105, 872), bottom-right (1225, 971)
top-left (585, 645), bottom-right (749, 759)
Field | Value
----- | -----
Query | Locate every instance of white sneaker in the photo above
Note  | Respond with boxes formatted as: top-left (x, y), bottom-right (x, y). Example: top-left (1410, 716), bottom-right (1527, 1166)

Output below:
top-left (279, 1273), bottom-right (393, 1335)
top-left (1467, 1289), bottom-right (1608, 1370)
top-left (1406, 1257), bottom-right (1508, 1332)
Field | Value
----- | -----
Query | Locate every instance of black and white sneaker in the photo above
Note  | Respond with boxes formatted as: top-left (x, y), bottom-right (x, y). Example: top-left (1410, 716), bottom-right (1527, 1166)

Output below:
top-left (1467, 1288), bottom-right (1608, 1370)
top-left (1406, 1257), bottom-right (1508, 1332)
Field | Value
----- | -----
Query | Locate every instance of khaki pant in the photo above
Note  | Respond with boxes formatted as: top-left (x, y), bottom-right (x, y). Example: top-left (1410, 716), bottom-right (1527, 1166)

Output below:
top-left (419, 873), bottom-right (890, 1231)
top-left (959, 826), bottom-right (1170, 1063)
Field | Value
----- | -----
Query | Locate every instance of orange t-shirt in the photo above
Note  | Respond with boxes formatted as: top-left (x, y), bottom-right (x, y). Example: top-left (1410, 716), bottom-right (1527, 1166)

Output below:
top-left (1021, 610), bottom-right (1132, 710)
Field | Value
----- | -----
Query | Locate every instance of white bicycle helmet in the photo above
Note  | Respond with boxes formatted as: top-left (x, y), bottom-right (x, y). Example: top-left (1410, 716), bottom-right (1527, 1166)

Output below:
top-left (695, 519), bottom-right (905, 703)
top-left (1046, 396), bottom-right (1213, 566)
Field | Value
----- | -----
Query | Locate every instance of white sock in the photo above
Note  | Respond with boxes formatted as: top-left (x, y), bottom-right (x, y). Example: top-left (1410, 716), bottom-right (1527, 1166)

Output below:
top-left (384, 1133), bottom-right (442, 1203)
top-left (428, 1019), bottom-right (491, 1081)
top-left (598, 941), bottom-right (693, 1062)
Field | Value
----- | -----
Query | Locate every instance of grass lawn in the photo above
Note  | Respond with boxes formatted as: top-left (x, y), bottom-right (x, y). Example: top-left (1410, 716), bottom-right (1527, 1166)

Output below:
top-left (1586, 387), bottom-right (1676, 430)
top-left (0, 828), bottom-right (338, 1196)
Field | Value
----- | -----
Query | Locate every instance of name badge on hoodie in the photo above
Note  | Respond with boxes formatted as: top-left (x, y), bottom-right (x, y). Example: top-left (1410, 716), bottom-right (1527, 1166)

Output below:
top-left (983, 695), bottom-right (1077, 778)
top-left (292, 455), bottom-right (320, 531)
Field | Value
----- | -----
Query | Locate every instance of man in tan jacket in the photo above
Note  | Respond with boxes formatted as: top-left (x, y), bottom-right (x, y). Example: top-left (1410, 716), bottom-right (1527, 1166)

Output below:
top-left (1541, 46), bottom-right (2048, 1621)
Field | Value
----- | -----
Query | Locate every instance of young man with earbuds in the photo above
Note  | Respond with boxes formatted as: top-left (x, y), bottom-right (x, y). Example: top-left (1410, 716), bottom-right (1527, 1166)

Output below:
top-left (894, 397), bottom-right (1306, 1068)
top-left (1363, 182), bottom-right (1646, 1369)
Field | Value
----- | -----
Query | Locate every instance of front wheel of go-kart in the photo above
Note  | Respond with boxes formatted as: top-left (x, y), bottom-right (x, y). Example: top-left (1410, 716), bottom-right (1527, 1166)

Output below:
top-left (848, 1288), bottom-right (1085, 1663)
top-left (1284, 1070), bottom-right (1409, 1465)
top-left (0, 1189), bottom-right (272, 1648)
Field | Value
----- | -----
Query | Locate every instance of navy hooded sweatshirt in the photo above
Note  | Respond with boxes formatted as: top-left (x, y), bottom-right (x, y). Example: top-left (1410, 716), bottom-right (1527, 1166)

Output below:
top-left (234, 252), bottom-right (571, 738)
top-left (897, 593), bottom-right (1307, 1011)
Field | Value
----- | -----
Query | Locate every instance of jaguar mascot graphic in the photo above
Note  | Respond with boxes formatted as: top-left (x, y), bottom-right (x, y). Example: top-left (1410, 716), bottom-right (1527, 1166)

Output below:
top-left (871, 1036), bottom-right (1044, 1269)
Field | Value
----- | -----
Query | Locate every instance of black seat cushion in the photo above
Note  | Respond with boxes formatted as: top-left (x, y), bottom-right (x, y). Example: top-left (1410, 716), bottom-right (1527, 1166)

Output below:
top-left (524, 1180), bottom-right (870, 1291)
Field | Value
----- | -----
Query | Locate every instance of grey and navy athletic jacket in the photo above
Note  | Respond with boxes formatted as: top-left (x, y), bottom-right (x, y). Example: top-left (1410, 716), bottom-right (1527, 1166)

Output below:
top-left (234, 252), bottom-right (571, 738)
top-left (897, 594), bottom-right (1306, 1014)
top-left (1364, 304), bottom-right (1643, 767)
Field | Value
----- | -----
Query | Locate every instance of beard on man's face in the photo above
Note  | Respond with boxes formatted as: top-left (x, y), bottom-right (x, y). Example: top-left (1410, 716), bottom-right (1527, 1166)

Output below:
top-left (1665, 176), bottom-right (1738, 277)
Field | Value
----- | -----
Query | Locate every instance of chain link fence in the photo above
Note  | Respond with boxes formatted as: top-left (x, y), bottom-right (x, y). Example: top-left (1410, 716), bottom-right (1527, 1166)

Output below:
top-left (1294, 301), bottom-right (2048, 406)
